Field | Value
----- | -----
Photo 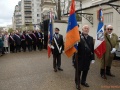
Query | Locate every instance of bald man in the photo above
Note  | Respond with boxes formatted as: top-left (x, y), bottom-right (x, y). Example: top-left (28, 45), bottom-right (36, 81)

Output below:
top-left (74, 25), bottom-right (95, 89)
top-left (100, 25), bottom-right (119, 78)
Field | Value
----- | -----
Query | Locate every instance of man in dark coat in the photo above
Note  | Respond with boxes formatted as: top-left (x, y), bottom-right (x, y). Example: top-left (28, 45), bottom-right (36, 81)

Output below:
top-left (21, 31), bottom-right (27, 52)
top-left (75, 25), bottom-right (95, 90)
top-left (9, 32), bottom-right (15, 53)
top-left (36, 30), bottom-right (43, 51)
top-left (14, 30), bottom-right (21, 52)
top-left (0, 33), bottom-right (4, 55)
top-left (31, 31), bottom-right (37, 51)
top-left (26, 31), bottom-right (33, 52)
top-left (51, 28), bottom-right (64, 72)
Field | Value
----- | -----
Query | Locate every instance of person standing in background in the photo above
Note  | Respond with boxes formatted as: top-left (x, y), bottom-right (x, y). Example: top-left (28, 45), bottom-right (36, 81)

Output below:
top-left (21, 31), bottom-right (27, 52)
top-left (14, 30), bottom-right (21, 53)
top-left (0, 32), bottom-right (4, 56)
top-left (9, 32), bottom-right (15, 53)
top-left (3, 31), bottom-right (9, 53)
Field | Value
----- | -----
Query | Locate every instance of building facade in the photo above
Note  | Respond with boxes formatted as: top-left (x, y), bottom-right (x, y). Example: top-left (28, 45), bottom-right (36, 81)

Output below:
top-left (13, 1), bottom-right (22, 30)
top-left (59, 0), bottom-right (120, 38)
top-left (13, 0), bottom-right (42, 30)
top-left (81, 0), bottom-right (120, 38)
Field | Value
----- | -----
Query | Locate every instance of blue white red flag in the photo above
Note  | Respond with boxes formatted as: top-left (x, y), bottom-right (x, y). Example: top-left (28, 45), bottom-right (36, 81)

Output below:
top-left (48, 11), bottom-right (53, 58)
top-left (94, 9), bottom-right (106, 58)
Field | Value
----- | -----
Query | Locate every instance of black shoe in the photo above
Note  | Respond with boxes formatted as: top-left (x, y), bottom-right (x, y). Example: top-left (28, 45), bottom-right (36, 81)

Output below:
top-left (106, 66), bottom-right (115, 77)
top-left (81, 83), bottom-right (89, 87)
top-left (100, 69), bottom-right (107, 79)
top-left (54, 69), bottom-right (57, 72)
top-left (106, 73), bottom-right (115, 77)
top-left (58, 68), bottom-right (63, 71)
top-left (76, 85), bottom-right (81, 90)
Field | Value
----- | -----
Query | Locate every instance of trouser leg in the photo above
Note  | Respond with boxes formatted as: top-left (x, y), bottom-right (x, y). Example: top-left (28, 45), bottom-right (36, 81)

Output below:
top-left (75, 69), bottom-right (81, 85)
top-left (53, 55), bottom-right (57, 69)
top-left (81, 70), bottom-right (88, 83)
top-left (57, 55), bottom-right (61, 68)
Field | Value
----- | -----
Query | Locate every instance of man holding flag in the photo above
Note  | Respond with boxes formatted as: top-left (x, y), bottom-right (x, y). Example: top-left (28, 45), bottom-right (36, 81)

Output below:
top-left (74, 25), bottom-right (95, 89)
top-left (51, 28), bottom-right (64, 72)
top-left (100, 25), bottom-right (119, 78)
top-left (64, 0), bottom-right (95, 89)
top-left (94, 9), bottom-right (119, 79)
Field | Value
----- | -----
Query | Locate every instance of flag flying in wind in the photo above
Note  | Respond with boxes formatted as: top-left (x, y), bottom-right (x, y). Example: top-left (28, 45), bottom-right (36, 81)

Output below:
top-left (94, 9), bottom-right (106, 58)
top-left (48, 11), bottom-right (53, 58)
top-left (64, 0), bottom-right (80, 57)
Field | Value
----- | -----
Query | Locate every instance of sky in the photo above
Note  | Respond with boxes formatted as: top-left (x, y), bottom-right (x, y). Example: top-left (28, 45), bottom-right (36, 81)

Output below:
top-left (0, 0), bottom-right (20, 27)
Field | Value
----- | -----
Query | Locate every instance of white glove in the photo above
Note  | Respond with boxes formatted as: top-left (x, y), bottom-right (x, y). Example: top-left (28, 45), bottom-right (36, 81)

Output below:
top-left (91, 60), bottom-right (95, 64)
top-left (51, 45), bottom-right (54, 49)
top-left (111, 48), bottom-right (116, 54)
top-left (62, 51), bottom-right (64, 53)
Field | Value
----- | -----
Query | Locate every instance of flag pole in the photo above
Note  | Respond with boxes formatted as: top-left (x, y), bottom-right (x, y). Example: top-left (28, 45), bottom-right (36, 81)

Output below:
top-left (103, 54), bottom-right (107, 79)
top-left (75, 53), bottom-right (81, 90)
top-left (103, 25), bottom-right (107, 79)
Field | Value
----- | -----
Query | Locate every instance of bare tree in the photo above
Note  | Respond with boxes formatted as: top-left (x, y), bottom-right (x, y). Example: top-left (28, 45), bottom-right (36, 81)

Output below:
top-left (57, 0), bottom-right (61, 20)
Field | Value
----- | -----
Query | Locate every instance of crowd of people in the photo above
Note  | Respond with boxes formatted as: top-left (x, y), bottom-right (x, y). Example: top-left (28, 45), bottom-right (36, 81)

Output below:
top-left (0, 24), bottom-right (119, 90)
top-left (0, 30), bottom-right (43, 56)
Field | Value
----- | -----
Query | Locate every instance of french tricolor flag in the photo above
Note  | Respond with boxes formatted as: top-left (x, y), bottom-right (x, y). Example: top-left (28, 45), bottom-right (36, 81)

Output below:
top-left (94, 9), bottom-right (106, 58)
top-left (48, 11), bottom-right (53, 58)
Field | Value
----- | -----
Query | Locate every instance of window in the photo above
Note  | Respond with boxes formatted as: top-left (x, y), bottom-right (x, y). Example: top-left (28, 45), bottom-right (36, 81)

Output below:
top-left (104, 12), bottom-right (113, 24)
top-left (37, 19), bottom-right (40, 22)
top-left (37, 14), bottom-right (40, 17)
top-left (37, 9), bottom-right (39, 12)
top-left (37, 4), bottom-right (39, 7)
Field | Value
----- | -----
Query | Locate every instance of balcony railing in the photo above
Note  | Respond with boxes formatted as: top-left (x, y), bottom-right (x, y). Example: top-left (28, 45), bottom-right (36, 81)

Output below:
top-left (25, 20), bottom-right (32, 22)
top-left (24, 4), bottom-right (31, 6)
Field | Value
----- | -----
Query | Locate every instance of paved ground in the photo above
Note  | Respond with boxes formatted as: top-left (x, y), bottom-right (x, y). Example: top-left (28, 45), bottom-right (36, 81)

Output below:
top-left (0, 50), bottom-right (120, 90)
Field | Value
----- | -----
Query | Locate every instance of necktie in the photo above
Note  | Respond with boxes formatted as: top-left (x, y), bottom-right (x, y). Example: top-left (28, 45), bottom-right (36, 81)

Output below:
top-left (57, 35), bottom-right (59, 39)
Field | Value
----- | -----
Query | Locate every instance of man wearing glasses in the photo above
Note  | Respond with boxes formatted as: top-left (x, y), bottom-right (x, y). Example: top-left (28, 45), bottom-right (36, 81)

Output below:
top-left (100, 25), bottom-right (119, 78)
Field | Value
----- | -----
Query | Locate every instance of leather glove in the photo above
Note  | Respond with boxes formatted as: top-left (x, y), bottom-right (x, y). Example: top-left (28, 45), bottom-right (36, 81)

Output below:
top-left (51, 45), bottom-right (54, 49)
top-left (111, 48), bottom-right (116, 54)
top-left (91, 60), bottom-right (95, 64)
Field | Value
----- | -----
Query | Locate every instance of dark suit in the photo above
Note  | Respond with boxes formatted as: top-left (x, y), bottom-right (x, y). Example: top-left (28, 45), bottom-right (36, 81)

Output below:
top-left (9, 35), bottom-right (15, 53)
top-left (26, 34), bottom-right (33, 51)
top-left (75, 33), bottom-right (94, 85)
top-left (14, 34), bottom-right (21, 52)
top-left (52, 34), bottom-right (64, 69)
top-left (37, 32), bottom-right (43, 50)
top-left (31, 33), bottom-right (37, 51)
top-left (21, 34), bottom-right (27, 52)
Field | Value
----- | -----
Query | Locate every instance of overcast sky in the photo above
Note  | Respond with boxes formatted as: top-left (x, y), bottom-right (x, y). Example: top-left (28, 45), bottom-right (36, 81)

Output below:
top-left (0, 0), bottom-right (20, 27)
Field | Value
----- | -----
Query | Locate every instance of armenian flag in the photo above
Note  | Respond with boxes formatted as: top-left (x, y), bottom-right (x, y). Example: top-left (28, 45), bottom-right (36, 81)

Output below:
top-left (64, 0), bottom-right (80, 57)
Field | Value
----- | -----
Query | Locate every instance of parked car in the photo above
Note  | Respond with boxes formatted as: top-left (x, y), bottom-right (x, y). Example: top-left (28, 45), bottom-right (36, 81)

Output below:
top-left (114, 37), bottom-right (120, 60)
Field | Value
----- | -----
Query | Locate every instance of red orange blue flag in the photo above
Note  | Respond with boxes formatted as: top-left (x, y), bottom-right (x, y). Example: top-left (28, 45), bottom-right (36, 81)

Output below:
top-left (64, 0), bottom-right (80, 57)
top-left (94, 9), bottom-right (106, 58)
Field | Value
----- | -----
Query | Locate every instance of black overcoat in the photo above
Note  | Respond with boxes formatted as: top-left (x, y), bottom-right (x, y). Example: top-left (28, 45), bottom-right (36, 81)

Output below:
top-left (75, 34), bottom-right (95, 71)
